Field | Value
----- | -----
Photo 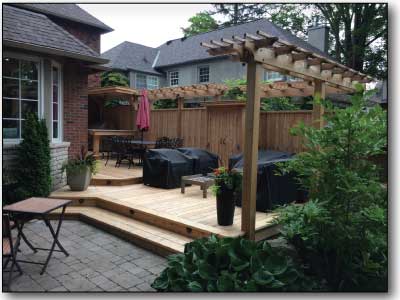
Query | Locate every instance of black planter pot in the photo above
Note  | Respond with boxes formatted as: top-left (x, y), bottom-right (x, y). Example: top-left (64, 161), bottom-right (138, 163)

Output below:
top-left (216, 184), bottom-right (236, 226)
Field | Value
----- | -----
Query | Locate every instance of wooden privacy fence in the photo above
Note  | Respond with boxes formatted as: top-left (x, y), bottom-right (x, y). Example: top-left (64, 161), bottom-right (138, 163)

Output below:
top-left (99, 102), bottom-right (312, 166)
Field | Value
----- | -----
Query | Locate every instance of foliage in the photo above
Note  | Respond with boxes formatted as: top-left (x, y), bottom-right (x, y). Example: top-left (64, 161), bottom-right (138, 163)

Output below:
top-left (209, 4), bottom-right (269, 26)
top-left (153, 99), bottom-right (177, 109)
top-left (13, 113), bottom-right (52, 201)
top-left (276, 86), bottom-right (388, 291)
top-left (104, 99), bottom-right (130, 108)
top-left (182, 12), bottom-right (219, 37)
top-left (151, 235), bottom-right (316, 292)
top-left (223, 78), bottom-right (247, 100)
top-left (314, 3), bottom-right (387, 78)
top-left (62, 146), bottom-right (98, 176)
top-left (261, 97), bottom-right (297, 111)
top-left (100, 71), bottom-right (129, 87)
top-left (211, 167), bottom-right (242, 196)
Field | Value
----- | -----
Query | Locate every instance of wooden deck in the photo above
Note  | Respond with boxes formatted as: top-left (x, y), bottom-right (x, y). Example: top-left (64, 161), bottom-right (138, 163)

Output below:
top-left (91, 159), bottom-right (143, 186)
top-left (50, 183), bottom-right (279, 255)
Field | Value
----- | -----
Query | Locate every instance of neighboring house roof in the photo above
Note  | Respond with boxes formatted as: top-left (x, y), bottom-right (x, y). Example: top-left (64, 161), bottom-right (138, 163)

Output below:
top-left (154, 18), bottom-right (334, 68)
top-left (3, 5), bottom-right (108, 64)
top-left (103, 18), bottom-right (337, 74)
top-left (11, 3), bottom-right (113, 33)
top-left (102, 41), bottom-right (162, 75)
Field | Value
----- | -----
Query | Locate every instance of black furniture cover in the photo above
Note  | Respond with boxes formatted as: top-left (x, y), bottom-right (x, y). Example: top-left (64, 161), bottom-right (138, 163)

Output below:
top-left (229, 150), bottom-right (306, 212)
top-left (177, 148), bottom-right (219, 175)
top-left (143, 149), bottom-right (195, 189)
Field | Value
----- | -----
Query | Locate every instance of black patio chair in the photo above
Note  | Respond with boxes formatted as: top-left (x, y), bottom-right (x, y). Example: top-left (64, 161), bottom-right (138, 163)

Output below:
top-left (155, 136), bottom-right (171, 149)
top-left (102, 136), bottom-right (114, 164)
top-left (2, 213), bottom-right (23, 290)
top-left (114, 137), bottom-right (134, 168)
top-left (169, 137), bottom-right (184, 149)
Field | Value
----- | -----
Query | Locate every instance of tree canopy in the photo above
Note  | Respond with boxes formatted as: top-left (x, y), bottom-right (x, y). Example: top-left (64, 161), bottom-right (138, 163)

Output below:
top-left (182, 12), bottom-right (219, 37)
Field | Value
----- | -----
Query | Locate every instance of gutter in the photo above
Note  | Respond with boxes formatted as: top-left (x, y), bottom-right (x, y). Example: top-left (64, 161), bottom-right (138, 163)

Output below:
top-left (4, 39), bottom-right (109, 65)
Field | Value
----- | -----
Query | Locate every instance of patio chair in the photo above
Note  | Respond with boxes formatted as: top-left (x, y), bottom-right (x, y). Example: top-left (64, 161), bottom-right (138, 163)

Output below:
top-left (169, 137), bottom-right (184, 149)
top-left (155, 136), bottom-right (171, 149)
top-left (114, 137), bottom-right (135, 168)
top-left (102, 136), bottom-right (114, 164)
top-left (2, 213), bottom-right (23, 289)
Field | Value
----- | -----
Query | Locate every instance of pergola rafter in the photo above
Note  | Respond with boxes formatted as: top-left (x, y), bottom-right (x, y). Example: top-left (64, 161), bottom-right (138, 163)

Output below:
top-left (200, 30), bottom-right (374, 240)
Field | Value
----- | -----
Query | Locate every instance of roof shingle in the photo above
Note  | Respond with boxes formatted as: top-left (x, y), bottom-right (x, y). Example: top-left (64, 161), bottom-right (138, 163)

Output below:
top-left (12, 3), bottom-right (113, 33)
top-left (102, 41), bottom-right (161, 75)
top-left (155, 19), bottom-right (334, 68)
top-left (3, 5), bottom-right (104, 62)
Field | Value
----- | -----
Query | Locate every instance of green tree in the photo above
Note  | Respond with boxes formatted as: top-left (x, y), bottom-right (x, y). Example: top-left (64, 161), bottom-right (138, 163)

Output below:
top-left (277, 87), bottom-right (387, 291)
top-left (182, 12), bottom-right (219, 37)
top-left (14, 113), bottom-right (52, 201)
top-left (153, 99), bottom-right (177, 109)
top-left (210, 4), bottom-right (268, 26)
top-left (100, 71), bottom-right (129, 87)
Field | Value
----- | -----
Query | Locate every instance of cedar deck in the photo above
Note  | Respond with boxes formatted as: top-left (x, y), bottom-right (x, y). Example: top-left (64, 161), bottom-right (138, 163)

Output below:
top-left (50, 162), bottom-right (279, 256)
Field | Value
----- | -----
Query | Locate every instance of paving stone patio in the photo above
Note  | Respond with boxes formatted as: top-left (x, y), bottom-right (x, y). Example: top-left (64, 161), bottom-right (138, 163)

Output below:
top-left (3, 220), bottom-right (167, 292)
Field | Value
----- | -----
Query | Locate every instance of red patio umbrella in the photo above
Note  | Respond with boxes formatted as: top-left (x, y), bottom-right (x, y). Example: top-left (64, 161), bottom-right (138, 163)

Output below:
top-left (136, 89), bottom-right (150, 142)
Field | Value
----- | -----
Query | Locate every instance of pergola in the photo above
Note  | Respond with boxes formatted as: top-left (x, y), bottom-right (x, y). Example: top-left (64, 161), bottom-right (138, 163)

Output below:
top-left (200, 30), bottom-right (374, 240)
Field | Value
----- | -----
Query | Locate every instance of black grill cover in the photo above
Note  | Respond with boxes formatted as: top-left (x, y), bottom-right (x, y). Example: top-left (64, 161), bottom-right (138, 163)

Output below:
top-left (143, 149), bottom-right (195, 189)
top-left (177, 148), bottom-right (219, 175)
top-left (229, 150), bottom-right (306, 212)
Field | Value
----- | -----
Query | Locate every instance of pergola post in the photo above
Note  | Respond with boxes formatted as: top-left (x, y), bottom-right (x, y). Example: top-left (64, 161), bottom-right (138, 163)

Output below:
top-left (312, 80), bottom-right (326, 129)
top-left (241, 57), bottom-right (263, 240)
top-left (177, 97), bottom-right (184, 138)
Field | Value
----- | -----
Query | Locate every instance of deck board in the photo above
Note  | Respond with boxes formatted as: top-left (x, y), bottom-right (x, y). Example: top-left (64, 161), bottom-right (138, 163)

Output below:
top-left (51, 184), bottom-right (278, 238)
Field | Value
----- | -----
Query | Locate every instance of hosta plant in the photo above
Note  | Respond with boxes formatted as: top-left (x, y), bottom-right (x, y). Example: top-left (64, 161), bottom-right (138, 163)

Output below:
top-left (151, 235), bottom-right (316, 292)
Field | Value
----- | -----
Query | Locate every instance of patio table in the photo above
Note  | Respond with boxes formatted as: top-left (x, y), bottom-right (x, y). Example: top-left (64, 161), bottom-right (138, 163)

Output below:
top-left (128, 140), bottom-right (156, 146)
top-left (181, 174), bottom-right (215, 198)
top-left (3, 197), bottom-right (72, 275)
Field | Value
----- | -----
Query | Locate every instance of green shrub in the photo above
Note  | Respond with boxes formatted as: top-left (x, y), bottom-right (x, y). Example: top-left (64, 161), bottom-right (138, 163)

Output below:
top-left (151, 235), bottom-right (316, 292)
top-left (277, 86), bottom-right (388, 291)
top-left (153, 99), bottom-right (177, 109)
top-left (62, 145), bottom-right (98, 176)
top-left (13, 113), bottom-right (52, 201)
top-left (100, 71), bottom-right (129, 87)
top-left (261, 97), bottom-right (297, 111)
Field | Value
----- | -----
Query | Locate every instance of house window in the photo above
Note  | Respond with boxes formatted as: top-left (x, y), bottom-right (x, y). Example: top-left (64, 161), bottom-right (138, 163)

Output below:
top-left (3, 55), bottom-right (40, 140)
top-left (136, 73), bottom-right (147, 89)
top-left (198, 66), bottom-right (209, 83)
top-left (52, 63), bottom-right (62, 141)
top-left (264, 71), bottom-right (283, 82)
top-left (169, 71), bottom-right (179, 86)
top-left (147, 75), bottom-right (159, 90)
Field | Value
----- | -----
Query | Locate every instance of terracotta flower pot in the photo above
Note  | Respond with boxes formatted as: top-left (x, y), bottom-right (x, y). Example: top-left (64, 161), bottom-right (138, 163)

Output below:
top-left (216, 184), bottom-right (236, 226)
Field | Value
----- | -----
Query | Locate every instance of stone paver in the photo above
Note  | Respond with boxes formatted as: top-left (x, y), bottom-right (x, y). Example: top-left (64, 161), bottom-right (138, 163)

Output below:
top-left (3, 220), bottom-right (167, 292)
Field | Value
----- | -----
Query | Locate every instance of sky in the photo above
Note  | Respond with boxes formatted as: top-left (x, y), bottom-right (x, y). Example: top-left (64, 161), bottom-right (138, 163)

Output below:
top-left (79, 4), bottom-right (219, 53)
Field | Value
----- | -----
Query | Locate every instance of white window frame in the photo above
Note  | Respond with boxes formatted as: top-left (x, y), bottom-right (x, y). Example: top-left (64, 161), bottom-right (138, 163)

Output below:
top-left (147, 75), bottom-right (159, 90)
top-left (135, 73), bottom-right (147, 89)
top-left (198, 65), bottom-right (210, 83)
top-left (169, 70), bottom-right (179, 87)
top-left (3, 52), bottom-right (43, 144)
top-left (51, 61), bottom-right (63, 142)
top-left (264, 70), bottom-right (284, 82)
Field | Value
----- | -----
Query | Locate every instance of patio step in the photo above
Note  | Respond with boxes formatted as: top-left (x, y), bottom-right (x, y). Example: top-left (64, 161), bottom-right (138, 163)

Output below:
top-left (90, 176), bottom-right (142, 186)
top-left (50, 206), bottom-right (192, 256)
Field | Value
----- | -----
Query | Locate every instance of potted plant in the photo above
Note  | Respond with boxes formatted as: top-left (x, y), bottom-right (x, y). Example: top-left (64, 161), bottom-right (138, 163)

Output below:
top-left (211, 167), bottom-right (242, 226)
top-left (62, 146), bottom-right (98, 191)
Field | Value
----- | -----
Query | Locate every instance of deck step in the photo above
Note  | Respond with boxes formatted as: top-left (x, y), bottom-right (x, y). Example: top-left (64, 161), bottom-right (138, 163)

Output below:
top-left (90, 177), bottom-right (142, 186)
top-left (50, 206), bottom-right (192, 256)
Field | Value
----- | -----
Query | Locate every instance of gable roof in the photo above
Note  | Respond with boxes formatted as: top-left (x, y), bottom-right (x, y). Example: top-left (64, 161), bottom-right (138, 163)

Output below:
top-left (155, 18), bottom-right (333, 68)
top-left (3, 5), bottom-right (108, 64)
top-left (11, 3), bottom-right (113, 33)
top-left (102, 41), bottom-right (161, 75)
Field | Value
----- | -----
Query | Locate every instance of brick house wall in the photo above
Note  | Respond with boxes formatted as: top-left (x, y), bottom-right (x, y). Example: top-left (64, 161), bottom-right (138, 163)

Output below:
top-left (50, 17), bottom-right (101, 53)
top-left (88, 72), bottom-right (101, 88)
top-left (63, 61), bottom-right (89, 158)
